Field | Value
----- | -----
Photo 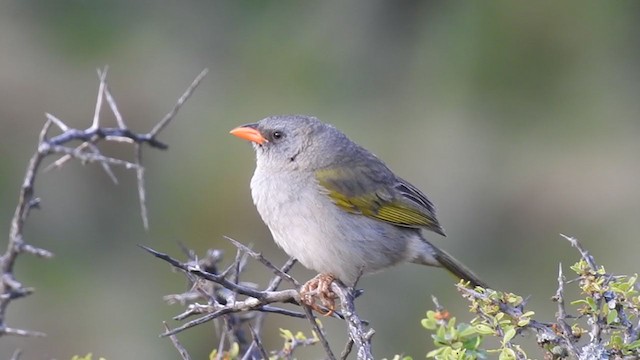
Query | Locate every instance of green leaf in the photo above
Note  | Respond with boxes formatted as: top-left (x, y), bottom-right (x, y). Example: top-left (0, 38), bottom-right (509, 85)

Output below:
top-left (607, 309), bottom-right (618, 324)
top-left (457, 325), bottom-right (478, 338)
top-left (610, 333), bottom-right (623, 349)
top-left (422, 318), bottom-right (437, 330)
top-left (472, 335), bottom-right (482, 349)
top-left (228, 343), bottom-right (240, 357)
top-left (426, 347), bottom-right (445, 358)
top-left (474, 324), bottom-right (495, 335)
top-left (625, 339), bottom-right (640, 350)
top-left (279, 328), bottom-right (294, 340)
top-left (498, 348), bottom-right (516, 360)
top-left (436, 324), bottom-right (446, 341)
top-left (448, 323), bottom-right (458, 341)
top-left (503, 328), bottom-right (516, 343)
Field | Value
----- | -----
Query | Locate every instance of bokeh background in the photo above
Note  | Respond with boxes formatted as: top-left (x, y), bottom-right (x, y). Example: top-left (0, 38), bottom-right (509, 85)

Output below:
top-left (1, 1), bottom-right (640, 358)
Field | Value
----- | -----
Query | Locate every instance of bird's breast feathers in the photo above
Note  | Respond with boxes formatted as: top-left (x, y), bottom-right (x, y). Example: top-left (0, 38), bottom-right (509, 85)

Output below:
top-left (250, 169), bottom-right (349, 275)
top-left (249, 168), bottom-right (411, 283)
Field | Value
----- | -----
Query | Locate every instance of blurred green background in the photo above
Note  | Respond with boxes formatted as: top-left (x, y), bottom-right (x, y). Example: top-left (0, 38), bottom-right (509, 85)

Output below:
top-left (1, 1), bottom-right (640, 358)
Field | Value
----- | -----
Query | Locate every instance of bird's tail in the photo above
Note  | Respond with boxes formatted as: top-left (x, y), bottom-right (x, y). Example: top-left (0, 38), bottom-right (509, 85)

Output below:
top-left (414, 240), bottom-right (489, 289)
top-left (433, 246), bottom-right (488, 288)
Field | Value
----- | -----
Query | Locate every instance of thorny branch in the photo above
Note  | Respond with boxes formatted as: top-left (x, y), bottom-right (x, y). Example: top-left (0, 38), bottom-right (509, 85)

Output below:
top-left (454, 234), bottom-right (640, 360)
top-left (0, 68), bottom-right (207, 355)
top-left (552, 264), bottom-right (581, 358)
top-left (164, 321), bottom-right (191, 360)
top-left (560, 234), bottom-right (606, 346)
top-left (459, 286), bottom-right (567, 358)
top-left (332, 283), bottom-right (374, 360)
top-left (143, 238), bottom-right (375, 359)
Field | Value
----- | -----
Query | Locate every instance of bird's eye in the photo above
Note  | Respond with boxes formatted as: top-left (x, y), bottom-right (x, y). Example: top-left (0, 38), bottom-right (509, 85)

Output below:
top-left (272, 131), bottom-right (283, 140)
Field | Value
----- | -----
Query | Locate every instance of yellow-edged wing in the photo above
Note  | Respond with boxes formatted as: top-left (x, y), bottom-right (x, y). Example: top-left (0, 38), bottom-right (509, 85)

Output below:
top-left (315, 164), bottom-right (445, 236)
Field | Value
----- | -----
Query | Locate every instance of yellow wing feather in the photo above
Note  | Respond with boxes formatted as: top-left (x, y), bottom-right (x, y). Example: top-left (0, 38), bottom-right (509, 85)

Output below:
top-left (316, 166), bottom-right (444, 235)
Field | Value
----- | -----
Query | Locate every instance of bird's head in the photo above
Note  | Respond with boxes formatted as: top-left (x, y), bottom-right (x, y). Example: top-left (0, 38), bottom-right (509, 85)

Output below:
top-left (230, 115), bottom-right (349, 172)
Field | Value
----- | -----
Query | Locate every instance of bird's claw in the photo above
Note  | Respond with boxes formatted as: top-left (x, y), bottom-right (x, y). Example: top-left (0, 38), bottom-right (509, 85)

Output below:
top-left (299, 273), bottom-right (337, 316)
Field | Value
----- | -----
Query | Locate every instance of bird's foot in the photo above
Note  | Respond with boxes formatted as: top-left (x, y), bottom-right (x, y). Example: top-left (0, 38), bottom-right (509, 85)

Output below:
top-left (299, 273), bottom-right (337, 316)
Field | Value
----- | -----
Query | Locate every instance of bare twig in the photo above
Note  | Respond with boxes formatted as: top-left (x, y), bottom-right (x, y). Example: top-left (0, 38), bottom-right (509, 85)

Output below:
top-left (552, 263), bottom-right (581, 358)
top-left (250, 257), bottom-right (297, 354)
top-left (265, 257), bottom-right (297, 292)
top-left (150, 68), bottom-right (209, 137)
top-left (45, 144), bottom-right (140, 169)
top-left (160, 292), bottom-right (301, 337)
top-left (561, 234), bottom-right (597, 271)
top-left (340, 339), bottom-right (354, 360)
top-left (0, 327), bottom-right (46, 338)
top-left (224, 236), bottom-right (299, 287)
top-left (45, 112), bottom-right (69, 131)
top-left (302, 305), bottom-right (336, 360)
top-left (561, 234), bottom-right (604, 344)
top-left (0, 68), bottom-right (207, 352)
top-left (246, 325), bottom-right (269, 360)
top-left (431, 295), bottom-right (444, 314)
top-left (1, 122), bottom-right (54, 340)
top-left (216, 323), bottom-right (227, 360)
top-left (90, 66), bottom-right (108, 131)
top-left (10, 349), bottom-right (22, 360)
top-left (98, 68), bottom-right (127, 129)
top-left (141, 245), bottom-right (299, 303)
top-left (332, 282), bottom-right (374, 360)
top-left (135, 144), bottom-right (148, 229)
top-left (257, 305), bottom-right (306, 318)
top-left (164, 321), bottom-right (191, 360)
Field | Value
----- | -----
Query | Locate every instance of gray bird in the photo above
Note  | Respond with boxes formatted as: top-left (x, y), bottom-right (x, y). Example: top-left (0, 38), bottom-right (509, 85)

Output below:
top-left (230, 115), bottom-right (486, 307)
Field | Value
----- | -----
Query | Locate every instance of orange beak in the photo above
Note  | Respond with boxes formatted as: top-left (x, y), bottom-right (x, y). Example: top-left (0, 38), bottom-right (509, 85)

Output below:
top-left (229, 125), bottom-right (267, 145)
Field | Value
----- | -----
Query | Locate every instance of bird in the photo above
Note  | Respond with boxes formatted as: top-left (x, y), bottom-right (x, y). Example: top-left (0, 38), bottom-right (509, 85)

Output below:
top-left (230, 115), bottom-right (486, 311)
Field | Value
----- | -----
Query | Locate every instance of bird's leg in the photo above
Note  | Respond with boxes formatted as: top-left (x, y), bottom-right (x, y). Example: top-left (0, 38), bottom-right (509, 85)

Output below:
top-left (299, 273), bottom-right (337, 316)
